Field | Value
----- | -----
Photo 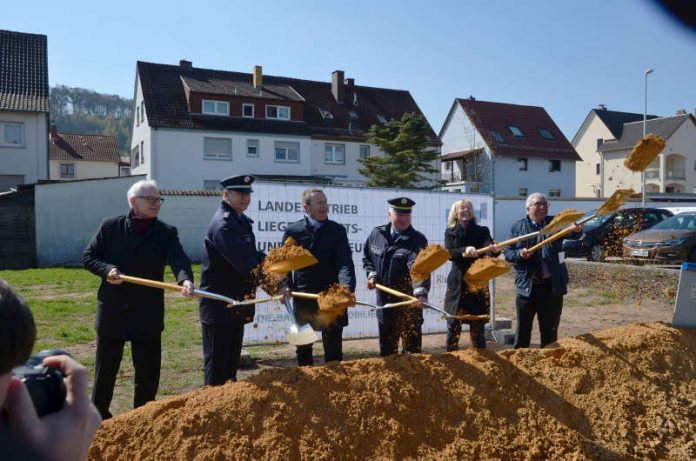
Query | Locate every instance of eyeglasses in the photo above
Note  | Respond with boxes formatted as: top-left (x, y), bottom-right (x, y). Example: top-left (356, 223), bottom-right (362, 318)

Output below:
top-left (531, 201), bottom-right (548, 208)
top-left (136, 196), bottom-right (165, 205)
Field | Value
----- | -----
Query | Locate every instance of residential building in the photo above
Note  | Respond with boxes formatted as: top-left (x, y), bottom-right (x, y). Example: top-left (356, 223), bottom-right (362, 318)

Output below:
top-left (574, 106), bottom-right (696, 197)
top-left (131, 60), bottom-right (438, 190)
top-left (439, 97), bottom-right (580, 197)
top-left (0, 29), bottom-right (49, 191)
top-left (48, 124), bottom-right (122, 180)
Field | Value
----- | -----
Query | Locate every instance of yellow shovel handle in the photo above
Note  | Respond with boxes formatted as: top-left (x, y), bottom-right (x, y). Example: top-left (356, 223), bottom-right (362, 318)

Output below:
top-left (375, 283), bottom-right (418, 301)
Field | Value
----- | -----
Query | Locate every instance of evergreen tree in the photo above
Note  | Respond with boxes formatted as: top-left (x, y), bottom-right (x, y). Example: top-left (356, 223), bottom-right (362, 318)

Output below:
top-left (358, 112), bottom-right (441, 188)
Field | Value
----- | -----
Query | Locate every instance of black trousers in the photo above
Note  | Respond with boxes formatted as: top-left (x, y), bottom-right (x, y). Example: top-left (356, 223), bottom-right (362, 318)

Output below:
top-left (446, 319), bottom-right (486, 351)
top-left (378, 309), bottom-right (423, 356)
top-left (514, 280), bottom-right (564, 349)
top-left (296, 326), bottom-right (343, 366)
top-left (92, 334), bottom-right (161, 420)
top-left (202, 322), bottom-right (245, 385)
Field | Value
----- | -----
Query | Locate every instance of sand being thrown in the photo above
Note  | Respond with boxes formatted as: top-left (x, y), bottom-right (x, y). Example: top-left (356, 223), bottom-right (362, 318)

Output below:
top-left (411, 244), bottom-right (451, 281)
top-left (88, 322), bottom-right (696, 460)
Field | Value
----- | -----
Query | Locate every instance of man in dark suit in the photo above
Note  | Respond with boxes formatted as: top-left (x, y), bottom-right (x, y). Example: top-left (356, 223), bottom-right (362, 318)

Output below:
top-left (199, 175), bottom-right (265, 385)
top-left (83, 179), bottom-right (194, 419)
top-left (282, 188), bottom-right (356, 366)
top-left (363, 197), bottom-right (430, 356)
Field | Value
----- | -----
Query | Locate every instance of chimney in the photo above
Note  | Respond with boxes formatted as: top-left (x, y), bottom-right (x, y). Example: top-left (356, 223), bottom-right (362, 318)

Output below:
top-left (179, 59), bottom-right (192, 70)
top-left (598, 104), bottom-right (607, 110)
top-left (676, 109), bottom-right (687, 115)
top-left (49, 121), bottom-right (58, 141)
top-left (253, 65), bottom-right (263, 88)
top-left (332, 70), bottom-right (345, 102)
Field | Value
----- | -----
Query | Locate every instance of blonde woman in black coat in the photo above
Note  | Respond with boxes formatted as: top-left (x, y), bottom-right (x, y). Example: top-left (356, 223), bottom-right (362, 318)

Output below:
top-left (443, 199), bottom-right (498, 350)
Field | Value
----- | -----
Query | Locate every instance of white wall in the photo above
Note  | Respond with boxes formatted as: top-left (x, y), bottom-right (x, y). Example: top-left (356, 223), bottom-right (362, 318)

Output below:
top-left (493, 156), bottom-right (576, 197)
top-left (49, 160), bottom-right (120, 180)
top-left (0, 111), bottom-right (48, 185)
top-left (574, 113), bottom-right (614, 197)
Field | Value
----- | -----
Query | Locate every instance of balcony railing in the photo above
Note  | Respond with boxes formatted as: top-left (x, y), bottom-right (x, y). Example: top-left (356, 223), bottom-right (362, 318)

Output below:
top-left (643, 168), bottom-right (686, 181)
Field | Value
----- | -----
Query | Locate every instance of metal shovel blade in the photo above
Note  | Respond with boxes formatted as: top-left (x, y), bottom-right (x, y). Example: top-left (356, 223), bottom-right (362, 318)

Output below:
top-left (286, 323), bottom-right (319, 346)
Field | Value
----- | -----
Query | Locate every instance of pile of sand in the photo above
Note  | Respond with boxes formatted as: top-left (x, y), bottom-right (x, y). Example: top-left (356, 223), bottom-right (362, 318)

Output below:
top-left (263, 237), bottom-right (318, 275)
top-left (464, 257), bottom-right (509, 290)
top-left (88, 322), bottom-right (696, 460)
top-left (411, 244), bottom-right (451, 281)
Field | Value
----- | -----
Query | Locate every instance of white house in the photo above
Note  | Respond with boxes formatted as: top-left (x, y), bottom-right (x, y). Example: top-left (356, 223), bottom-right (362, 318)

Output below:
top-left (439, 97), bottom-right (580, 198)
top-left (574, 106), bottom-right (696, 197)
top-left (0, 29), bottom-right (49, 191)
top-left (131, 61), bottom-right (439, 190)
top-left (48, 124), bottom-right (122, 180)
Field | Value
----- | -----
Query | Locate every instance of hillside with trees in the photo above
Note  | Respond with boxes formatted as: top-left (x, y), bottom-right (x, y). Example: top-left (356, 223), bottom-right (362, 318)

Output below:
top-left (49, 85), bottom-right (133, 156)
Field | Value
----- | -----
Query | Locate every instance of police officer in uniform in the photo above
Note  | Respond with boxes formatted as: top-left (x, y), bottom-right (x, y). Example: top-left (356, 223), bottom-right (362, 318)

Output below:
top-left (199, 175), bottom-right (265, 385)
top-left (363, 197), bottom-right (430, 356)
top-left (282, 188), bottom-right (356, 366)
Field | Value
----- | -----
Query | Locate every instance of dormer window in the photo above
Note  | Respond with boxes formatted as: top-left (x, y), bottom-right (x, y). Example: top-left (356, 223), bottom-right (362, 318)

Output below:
top-left (508, 125), bottom-right (524, 137)
top-left (202, 99), bottom-right (229, 116)
top-left (242, 104), bottom-right (255, 118)
top-left (319, 108), bottom-right (334, 119)
top-left (538, 128), bottom-right (555, 140)
top-left (266, 105), bottom-right (290, 120)
top-left (349, 110), bottom-right (359, 120)
top-left (377, 114), bottom-right (388, 125)
top-left (492, 131), bottom-right (505, 143)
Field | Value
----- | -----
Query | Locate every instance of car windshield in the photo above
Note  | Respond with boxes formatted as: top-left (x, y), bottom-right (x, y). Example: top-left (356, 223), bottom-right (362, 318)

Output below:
top-left (651, 214), bottom-right (696, 230)
top-left (582, 212), bottom-right (611, 232)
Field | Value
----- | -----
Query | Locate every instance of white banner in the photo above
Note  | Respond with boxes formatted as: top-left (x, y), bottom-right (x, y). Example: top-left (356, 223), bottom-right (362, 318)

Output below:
top-left (243, 182), bottom-right (494, 343)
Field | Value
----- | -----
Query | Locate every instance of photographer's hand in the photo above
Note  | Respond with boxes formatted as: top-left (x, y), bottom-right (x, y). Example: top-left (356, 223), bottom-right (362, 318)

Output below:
top-left (6, 355), bottom-right (101, 461)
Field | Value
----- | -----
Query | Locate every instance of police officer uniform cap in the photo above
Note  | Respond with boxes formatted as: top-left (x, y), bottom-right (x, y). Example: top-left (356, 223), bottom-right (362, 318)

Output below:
top-left (220, 175), bottom-right (255, 193)
top-left (388, 197), bottom-right (415, 214)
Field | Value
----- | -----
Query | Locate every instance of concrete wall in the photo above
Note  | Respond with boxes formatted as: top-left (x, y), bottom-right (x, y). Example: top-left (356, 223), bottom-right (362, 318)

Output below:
top-left (0, 111), bottom-right (48, 187)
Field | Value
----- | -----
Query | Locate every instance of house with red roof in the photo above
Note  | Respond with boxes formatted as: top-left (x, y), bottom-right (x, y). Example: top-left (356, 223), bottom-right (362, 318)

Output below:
top-left (48, 124), bottom-right (123, 180)
top-left (131, 60), bottom-right (438, 190)
top-left (0, 29), bottom-right (50, 191)
top-left (439, 97), bottom-right (580, 198)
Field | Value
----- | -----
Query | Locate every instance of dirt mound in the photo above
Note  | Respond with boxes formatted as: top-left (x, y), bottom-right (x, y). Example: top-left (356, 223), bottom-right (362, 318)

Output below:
top-left (88, 322), bottom-right (696, 460)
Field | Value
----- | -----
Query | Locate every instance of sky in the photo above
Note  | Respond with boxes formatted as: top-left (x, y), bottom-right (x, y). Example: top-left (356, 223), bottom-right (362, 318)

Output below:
top-left (2, 0), bottom-right (696, 140)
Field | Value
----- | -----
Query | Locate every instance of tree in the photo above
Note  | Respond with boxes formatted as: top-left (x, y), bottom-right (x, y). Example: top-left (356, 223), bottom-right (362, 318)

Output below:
top-left (358, 112), bottom-right (441, 189)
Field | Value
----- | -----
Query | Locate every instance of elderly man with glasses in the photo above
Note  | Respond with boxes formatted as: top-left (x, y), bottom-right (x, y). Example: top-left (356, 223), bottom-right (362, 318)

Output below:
top-left (503, 192), bottom-right (582, 349)
top-left (83, 179), bottom-right (194, 419)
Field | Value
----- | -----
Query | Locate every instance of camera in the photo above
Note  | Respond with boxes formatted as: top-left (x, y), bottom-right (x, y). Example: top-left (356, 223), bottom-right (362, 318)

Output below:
top-left (12, 349), bottom-right (69, 417)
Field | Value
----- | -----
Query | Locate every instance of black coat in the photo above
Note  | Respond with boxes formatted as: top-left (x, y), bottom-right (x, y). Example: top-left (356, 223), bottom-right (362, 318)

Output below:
top-left (83, 215), bottom-right (193, 340)
top-left (443, 221), bottom-right (494, 316)
top-left (362, 224), bottom-right (430, 322)
top-left (282, 217), bottom-right (356, 330)
top-left (199, 202), bottom-right (265, 325)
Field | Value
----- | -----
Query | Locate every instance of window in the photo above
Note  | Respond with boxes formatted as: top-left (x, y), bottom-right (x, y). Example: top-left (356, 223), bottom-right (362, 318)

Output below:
top-left (202, 99), bottom-right (229, 116)
top-left (319, 108), bottom-right (334, 119)
top-left (141, 102), bottom-right (145, 122)
top-left (508, 125), bottom-right (524, 137)
top-left (444, 162), bottom-right (452, 171)
top-left (349, 110), bottom-right (359, 121)
top-left (548, 160), bottom-right (561, 172)
top-left (60, 164), bottom-right (74, 178)
top-left (538, 128), bottom-right (554, 140)
top-left (0, 122), bottom-right (23, 146)
top-left (596, 163), bottom-right (600, 175)
top-left (266, 105), bottom-right (290, 120)
top-left (548, 189), bottom-right (561, 198)
top-left (324, 143), bottom-right (345, 164)
top-left (518, 187), bottom-right (528, 197)
top-left (136, 107), bottom-right (140, 126)
top-left (377, 114), bottom-right (388, 125)
top-left (359, 144), bottom-right (370, 159)
top-left (242, 104), bottom-right (254, 118)
top-left (140, 141), bottom-right (145, 164)
top-left (518, 158), bottom-right (528, 171)
top-left (203, 137), bottom-right (232, 161)
top-left (132, 145), bottom-right (140, 168)
top-left (274, 141), bottom-right (299, 162)
top-left (247, 139), bottom-right (259, 157)
top-left (492, 131), bottom-right (505, 143)
top-left (203, 180), bottom-right (222, 191)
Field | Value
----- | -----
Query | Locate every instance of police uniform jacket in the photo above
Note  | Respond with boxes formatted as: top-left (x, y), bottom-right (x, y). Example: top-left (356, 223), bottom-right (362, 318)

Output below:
top-left (362, 223), bottom-right (430, 322)
top-left (282, 217), bottom-right (356, 330)
top-left (199, 201), bottom-right (265, 325)
top-left (443, 221), bottom-right (494, 316)
top-left (83, 215), bottom-right (193, 340)
top-left (503, 215), bottom-right (575, 297)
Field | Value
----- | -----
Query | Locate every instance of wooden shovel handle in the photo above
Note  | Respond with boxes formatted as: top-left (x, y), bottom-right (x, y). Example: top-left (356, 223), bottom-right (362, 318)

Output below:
top-left (476, 231), bottom-right (540, 255)
top-left (527, 226), bottom-right (575, 254)
top-left (290, 291), bottom-right (320, 300)
top-left (116, 274), bottom-right (183, 292)
top-left (375, 283), bottom-right (418, 301)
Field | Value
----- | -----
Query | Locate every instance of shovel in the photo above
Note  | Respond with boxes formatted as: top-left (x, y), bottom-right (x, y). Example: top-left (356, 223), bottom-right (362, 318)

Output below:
top-left (115, 274), bottom-right (282, 308)
top-left (527, 188), bottom-right (634, 255)
top-left (282, 297), bottom-right (319, 346)
top-left (410, 244), bottom-right (452, 282)
top-left (264, 237), bottom-right (319, 275)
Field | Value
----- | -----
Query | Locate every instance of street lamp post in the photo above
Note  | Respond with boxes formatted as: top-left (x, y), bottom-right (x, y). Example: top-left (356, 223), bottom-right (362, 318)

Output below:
top-left (642, 68), bottom-right (653, 207)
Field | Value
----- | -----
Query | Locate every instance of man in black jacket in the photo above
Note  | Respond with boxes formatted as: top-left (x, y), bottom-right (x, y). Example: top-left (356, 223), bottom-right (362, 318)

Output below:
top-left (83, 179), bottom-right (194, 419)
top-left (199, 175), bottom-right (265, 385)
top-left (363, 197), bottom-right (430, 356)
top-left (282, 188), bottom-right (356, 366)
top-left (503, 192), bottom-right (581, 349)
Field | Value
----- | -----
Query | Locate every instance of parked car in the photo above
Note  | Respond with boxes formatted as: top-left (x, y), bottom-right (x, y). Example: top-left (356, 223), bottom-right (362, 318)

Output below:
top-left (562, 207), bottom-right (673, 261)
top-left (623, 212), bottom-right (696, 264)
